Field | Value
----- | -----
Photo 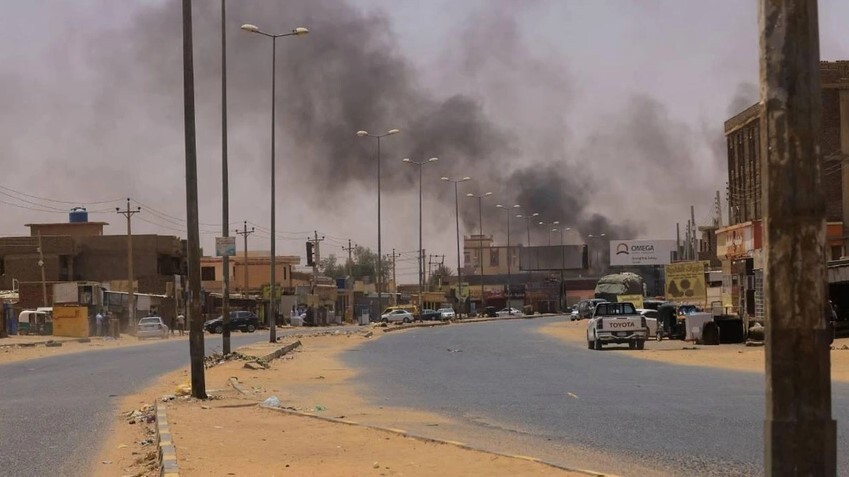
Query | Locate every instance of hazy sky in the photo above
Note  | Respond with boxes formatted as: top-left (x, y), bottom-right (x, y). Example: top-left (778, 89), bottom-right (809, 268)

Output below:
top-left (1, 1), bottom-right (847, 280)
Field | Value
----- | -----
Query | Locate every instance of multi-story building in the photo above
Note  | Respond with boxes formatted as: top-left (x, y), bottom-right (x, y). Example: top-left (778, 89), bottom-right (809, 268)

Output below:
top-left (718, 60), bottom-right (849, 321)
top-left (199, 252), bottom-right (301, 296)
top-left (0, 213), bottom-right (186, 326)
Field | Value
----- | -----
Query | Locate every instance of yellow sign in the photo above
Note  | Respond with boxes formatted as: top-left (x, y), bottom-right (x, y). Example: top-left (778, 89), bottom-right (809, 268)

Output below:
top-left (53, 305), bottom-right (89, 338)
top-left (617, 294), bottom-right (644, 309)
top-left (665, 261), bottom-right (708, 305)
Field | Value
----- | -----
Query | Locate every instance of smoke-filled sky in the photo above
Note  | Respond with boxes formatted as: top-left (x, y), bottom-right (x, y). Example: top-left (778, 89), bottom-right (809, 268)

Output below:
top-left (1, 1), bottom-right (848, 280)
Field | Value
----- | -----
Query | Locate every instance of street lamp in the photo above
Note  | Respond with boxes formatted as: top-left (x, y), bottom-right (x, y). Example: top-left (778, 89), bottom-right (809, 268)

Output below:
top-left (515, 212), bottom-right (540, 246)
top-left (356, 128), bottom-right (400, 320)
top-left (403, 157), bottom-right (439, 315)
top-left (496, 204), bottom-right (521, 315)
top-left (241, 22), bottom-right (309, 343)
top-left (587, 233), bottom-right (607, 270)
top-left (441, 176), bottom-right (471, 317)
top-left (466, 191), bottom-right (493, 314)
top-left (538, 220), bottom-right (560, 246)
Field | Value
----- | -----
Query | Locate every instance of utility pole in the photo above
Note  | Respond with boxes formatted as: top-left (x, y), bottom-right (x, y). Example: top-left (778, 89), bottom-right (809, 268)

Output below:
top-left (181, 0), bottom-right (206, 399)
top-left (690, 205), bottom-right (697, 259)
top-left (760, 0), bottom-right (835, 473)
top-left (391, 248), bottom-right (400, 305)
top-left (676, 222), bottom-right (681, 261)
top-left (116, 198), bottom-right (140, 335)
top-left (220, 0), bottom-right (232, 355)
top-left (236, 221), bottom-right (254, 297)
top-left (37, 233), bottom-right (48, 307)
top-left (343, 239), bottom-right (355, 277)
top-left (715, 190), bottom-right (723, 227)
top-left (309, 232), bottom-right (325, 295)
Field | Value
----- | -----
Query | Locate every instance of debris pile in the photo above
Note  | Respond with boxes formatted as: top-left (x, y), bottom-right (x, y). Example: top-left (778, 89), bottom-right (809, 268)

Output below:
top-left (203, 351), bottom-right (269, 369)
top-left (125, 405), bottom-right (155, 425)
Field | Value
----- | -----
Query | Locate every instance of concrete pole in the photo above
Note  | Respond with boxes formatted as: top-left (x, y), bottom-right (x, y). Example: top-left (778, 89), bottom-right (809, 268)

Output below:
top-left (760, 0), bottom-right (835, 473)
top-left (116, 199), bottom-right (140, 334)
top-left (454, 183), bottom-right (462, 316)
top-left (37, 233), bottom-right (48, 308)
top-left (181, 0), bottom-right (207, 399)
top-left (840, 89), bottom-right (849, 257)
top-left (220, 0), bottom-right (232, 355)
top-left (236, 221), bottom-right (254, 297)
top-left (269, 34), bottom-right (278, 343)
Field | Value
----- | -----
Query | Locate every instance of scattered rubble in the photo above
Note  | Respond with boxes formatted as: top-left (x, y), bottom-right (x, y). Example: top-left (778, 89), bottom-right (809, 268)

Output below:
top-left (204, 351), bottom-right (271, 369)
top-left (125, 405), bottom-right (155, 425)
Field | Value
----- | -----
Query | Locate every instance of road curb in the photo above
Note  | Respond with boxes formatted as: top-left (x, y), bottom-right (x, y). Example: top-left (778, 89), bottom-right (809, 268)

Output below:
top-left (260, 405), bottom-right (615, 477)
top-left (155, 403), bottom-right (180, 477)
top-left (259, 340), bottom-right (302, 362)
top-left (0, 336), bottom-right (98, 348)
top-left (381, 322), bottom-right (450, 333)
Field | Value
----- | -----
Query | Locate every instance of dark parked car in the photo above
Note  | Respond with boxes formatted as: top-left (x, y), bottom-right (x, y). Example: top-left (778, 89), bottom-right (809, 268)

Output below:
top-left (204, 311), bottom-right (260, 333)
top-left (418, 309), bottom-right (442, 321)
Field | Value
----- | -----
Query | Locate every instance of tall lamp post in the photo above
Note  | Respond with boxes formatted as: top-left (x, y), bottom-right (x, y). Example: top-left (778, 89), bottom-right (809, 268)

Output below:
top-left (441, 176), bottom-right (471, 317)
top-left (516, 212), bottom-right (539, 246)
top-left (357, 129), bottom-right (400, 321)
top-left (496, 204), bottom-right (520, 315)
top-left (466, 191), bottom-right (493, 314)
top-left (538, 220), bottom-right (560, 245)
top-left (403, 157), bottom-right (439, 315)
top-left (241, 23), bottom-right (309, 343)
top-left (587, 233), bottom-right (607, 271)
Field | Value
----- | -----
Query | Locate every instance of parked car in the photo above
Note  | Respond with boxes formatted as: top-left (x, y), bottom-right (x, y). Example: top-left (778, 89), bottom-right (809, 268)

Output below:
top-left (381, 305), bottom-right (419, 317)
top-left (496, 307), bottom-right (523, 317)
top-left (204, 310), bottom-right (260, 334)
top-left (570, 305), bottom-right (579, 321)
top-left (381, 309), bottom-right (414, 323)
top-left (137, 316), bottom-right (169, 340)
top-left (437, 308), bottom-right (456, 320)
top-left (576, 298), bottom-right (607, 320)
top-left (419, 309), bottom-right (442, 321)
top-left (636, 308), bottom-right (659, 338)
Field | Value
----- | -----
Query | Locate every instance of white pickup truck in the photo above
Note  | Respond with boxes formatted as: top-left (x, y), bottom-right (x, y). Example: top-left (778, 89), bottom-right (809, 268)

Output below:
top-left (586, 301), bottom-right (648, 350)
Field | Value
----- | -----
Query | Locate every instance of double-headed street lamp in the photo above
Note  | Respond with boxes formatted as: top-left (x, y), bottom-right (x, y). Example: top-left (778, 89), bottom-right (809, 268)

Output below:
top-left (466, 191), bottom-right (493, 313)
top-left (539, 220), bottom-right (560, 246)
top-left (403, 157), bottom-right (439, 314)
top-left (516, 212), bottom-right (540, 246)
top-left (587, 233), bottom-right (607, 270)
top-left (551, 226), bottom-right (572, 246)
top-left (496, 204), bottom-right (520, 315)
top-left (241, 22), bottom-right (308, 343)
top-left (356, 129), bottom-right (400, 320)
top-left (441, 176), bottom-right (471, 316)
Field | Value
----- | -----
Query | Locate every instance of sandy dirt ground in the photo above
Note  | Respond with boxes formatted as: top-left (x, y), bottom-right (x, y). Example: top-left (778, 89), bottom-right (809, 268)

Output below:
top-left (0, 333), bottom-right (189, 365)
top-left (94, 331), bottom-right (587, 477)
top-left (539, 320), bottom-right (849, 381)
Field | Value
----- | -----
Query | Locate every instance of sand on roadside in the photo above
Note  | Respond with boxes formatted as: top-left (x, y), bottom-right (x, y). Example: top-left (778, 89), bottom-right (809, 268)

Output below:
top-left (538, 320), bottom-right (849, 381)
top-left (0, 334), bottom-right (190, 365)
top-left (93, 331), bottom-right (590, 477)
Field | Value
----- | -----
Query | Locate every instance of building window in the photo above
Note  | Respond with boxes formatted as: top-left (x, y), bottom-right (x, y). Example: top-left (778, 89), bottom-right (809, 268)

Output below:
top-left (831, 245), bottom-right (843, 261)
top-left (201, 266), bottom-right (216, 281)
top-left (464, 252), bottom-right (471, 266)
top-left (490, 249), bottom-right (499, 267)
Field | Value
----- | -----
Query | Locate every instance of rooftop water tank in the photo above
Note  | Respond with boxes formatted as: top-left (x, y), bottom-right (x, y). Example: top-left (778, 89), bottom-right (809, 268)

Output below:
top-left (69, 207), bottom-right (88, 223)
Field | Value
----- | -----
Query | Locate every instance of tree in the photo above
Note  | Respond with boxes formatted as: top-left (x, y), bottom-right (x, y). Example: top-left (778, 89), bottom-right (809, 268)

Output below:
top-left (320, 247), bottom-right (389, 284)
top-left (428, 264), bottom-right (454, 290)
top-left (351, 245), bottom-right (390, 284)
top-left (319, 254), bottom-right (346, 279)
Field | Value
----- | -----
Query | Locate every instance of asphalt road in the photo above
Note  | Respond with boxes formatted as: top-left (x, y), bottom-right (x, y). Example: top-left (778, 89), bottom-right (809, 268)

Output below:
top-left (342, 317), bottom-right (849, 477)
top-left (0, 328), bottom-right (346, 477)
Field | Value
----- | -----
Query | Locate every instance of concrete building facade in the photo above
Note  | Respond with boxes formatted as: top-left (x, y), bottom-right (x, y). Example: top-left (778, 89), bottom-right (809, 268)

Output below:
top-left (718, 60), bottom-right (849, 322)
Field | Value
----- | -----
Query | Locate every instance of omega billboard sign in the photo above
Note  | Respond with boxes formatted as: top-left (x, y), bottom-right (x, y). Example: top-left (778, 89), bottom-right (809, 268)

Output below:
top-left (609, 240), bottom-right (676, 266)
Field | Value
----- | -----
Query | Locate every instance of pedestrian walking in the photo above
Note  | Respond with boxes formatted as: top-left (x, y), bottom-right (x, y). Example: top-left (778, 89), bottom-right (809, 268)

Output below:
top-left (176, 313), bottom-right (186, 336)
top-left (95, 311), bottom-right (103, 337)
